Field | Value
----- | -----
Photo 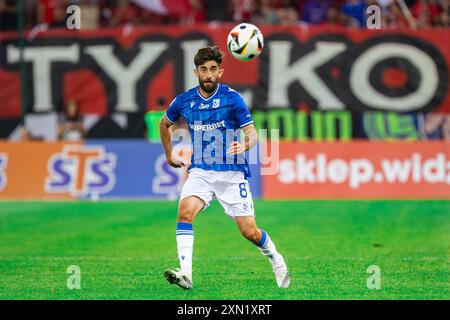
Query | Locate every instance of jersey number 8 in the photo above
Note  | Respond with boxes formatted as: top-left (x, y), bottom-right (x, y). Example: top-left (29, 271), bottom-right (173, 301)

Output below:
top-left (239, 183), bottom-right (247, 198)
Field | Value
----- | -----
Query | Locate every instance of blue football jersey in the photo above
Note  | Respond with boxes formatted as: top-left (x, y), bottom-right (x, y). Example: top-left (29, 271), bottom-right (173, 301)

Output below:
top-left (165, 84), bottom-right (254, 178)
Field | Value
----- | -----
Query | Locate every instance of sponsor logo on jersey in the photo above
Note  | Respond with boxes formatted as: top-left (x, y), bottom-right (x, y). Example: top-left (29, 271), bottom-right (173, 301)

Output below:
top-left (199, 103), bottom-right (210, 109)
top-left (189, 120), bottom-right (226, 132)
top-left (45, 145), bottom-right (116, 197)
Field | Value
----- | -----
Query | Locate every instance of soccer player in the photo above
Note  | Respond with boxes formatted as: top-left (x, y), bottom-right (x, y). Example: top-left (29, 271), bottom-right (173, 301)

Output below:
top-left (160, 46), bottom-right (290, 289)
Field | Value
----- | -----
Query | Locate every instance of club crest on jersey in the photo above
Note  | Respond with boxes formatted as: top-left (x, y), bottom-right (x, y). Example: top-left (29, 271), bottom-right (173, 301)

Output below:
top-left (45, 145), bottom-right (116, 197)
top-left (0, 153), bottom-right (8, 192)
top-left (213, 99), bottom-right (220, 108)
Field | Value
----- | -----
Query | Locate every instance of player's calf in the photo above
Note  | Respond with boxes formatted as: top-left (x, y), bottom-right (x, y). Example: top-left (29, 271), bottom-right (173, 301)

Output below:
top-left (235, 216), bottom-right (262, 244)
top-left (239, 227), bottom-right (262, 244)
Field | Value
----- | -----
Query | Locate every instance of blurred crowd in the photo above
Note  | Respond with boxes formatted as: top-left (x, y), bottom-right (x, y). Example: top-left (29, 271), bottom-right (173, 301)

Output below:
top-left (0, 0), bottom-right (449, 31)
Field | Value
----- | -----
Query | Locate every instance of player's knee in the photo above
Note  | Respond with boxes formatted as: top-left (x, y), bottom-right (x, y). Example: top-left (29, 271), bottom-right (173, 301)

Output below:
top-left (178, 205), bottom-right (195, 223)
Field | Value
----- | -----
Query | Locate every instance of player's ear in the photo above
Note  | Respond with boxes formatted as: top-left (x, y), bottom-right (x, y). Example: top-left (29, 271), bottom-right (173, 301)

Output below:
top-left (218, 68), bottom-right (224, 79)
top-left (194, 67), bottom-right (199, 77)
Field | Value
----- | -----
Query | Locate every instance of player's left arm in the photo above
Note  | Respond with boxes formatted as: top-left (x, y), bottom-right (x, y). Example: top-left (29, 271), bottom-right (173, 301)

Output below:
top-left (227, 91), bottom-right (257, 155)
top-left (227, 124), bottom-right (257, 155)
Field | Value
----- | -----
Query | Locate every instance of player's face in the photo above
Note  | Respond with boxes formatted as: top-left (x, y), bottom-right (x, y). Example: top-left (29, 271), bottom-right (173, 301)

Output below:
top-left (195, 60), bottom-right (224, 93)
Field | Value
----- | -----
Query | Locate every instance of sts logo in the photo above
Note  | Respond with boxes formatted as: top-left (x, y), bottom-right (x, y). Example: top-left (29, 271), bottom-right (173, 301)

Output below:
top-left (152, 154), bottom-right (186, 199)
top-left (0, 153), bottom-right (8, 192)
top-left (152, 146), bottom-right (191, 199)
top-left (45, 145), bottom-right (116, 197)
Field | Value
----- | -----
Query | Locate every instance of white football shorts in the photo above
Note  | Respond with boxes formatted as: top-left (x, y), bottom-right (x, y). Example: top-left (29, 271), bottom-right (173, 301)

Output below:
top-left (179, 168), bottom-right (255, 219)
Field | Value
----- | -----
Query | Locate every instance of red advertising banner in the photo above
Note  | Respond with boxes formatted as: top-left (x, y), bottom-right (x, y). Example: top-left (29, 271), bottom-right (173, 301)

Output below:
top-left (263, 141), bottom-right (450, 199)
top-left (0, 25), bottom-right (449, 118)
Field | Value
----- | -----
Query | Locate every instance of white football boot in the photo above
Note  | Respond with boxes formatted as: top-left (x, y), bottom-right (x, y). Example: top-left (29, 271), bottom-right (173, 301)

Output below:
top-left (271, 254), bottom-right (290, 288)
top-left (164, 268), bottom-right (193, 290)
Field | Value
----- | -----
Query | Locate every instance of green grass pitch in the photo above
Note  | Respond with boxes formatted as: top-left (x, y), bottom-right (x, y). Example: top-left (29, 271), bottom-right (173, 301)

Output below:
top-left (0, 200), bottom-right (448, 300)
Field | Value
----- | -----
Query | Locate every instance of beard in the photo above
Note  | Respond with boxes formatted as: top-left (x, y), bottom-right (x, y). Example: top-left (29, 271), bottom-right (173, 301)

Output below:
top-left (199, 79), bottom-right (218, 93)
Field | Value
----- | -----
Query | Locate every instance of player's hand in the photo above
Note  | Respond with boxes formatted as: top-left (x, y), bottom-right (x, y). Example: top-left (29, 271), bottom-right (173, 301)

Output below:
top-left (227, 141), bottom-right (245, 155)
top-left (166, 156), bottom-right (185, 168)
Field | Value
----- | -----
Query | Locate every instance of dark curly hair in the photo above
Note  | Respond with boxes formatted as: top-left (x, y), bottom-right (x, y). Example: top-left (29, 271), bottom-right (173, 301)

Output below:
top-left (194, 46), bottom-right (225, 67)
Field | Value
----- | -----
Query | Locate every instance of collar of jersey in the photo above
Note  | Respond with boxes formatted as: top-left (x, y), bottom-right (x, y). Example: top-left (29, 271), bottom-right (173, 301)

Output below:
top-left (196, 84), bottom-right (220, 101)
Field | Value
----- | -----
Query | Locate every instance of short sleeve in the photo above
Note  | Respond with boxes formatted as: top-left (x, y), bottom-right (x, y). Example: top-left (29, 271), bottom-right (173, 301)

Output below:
top-left (232, 93), bottom-right (254, 128)
top-left (165, 97), bottom-right (181, 123)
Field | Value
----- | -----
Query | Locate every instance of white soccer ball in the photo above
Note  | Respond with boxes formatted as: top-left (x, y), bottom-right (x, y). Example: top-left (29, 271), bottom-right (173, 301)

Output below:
top-left (227, 23), bottom-right (264, 61)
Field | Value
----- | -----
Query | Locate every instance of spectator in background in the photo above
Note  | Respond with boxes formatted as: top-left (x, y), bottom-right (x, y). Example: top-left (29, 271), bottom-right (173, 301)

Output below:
top-left (276, 0), bottom-right (299, 25)
top-left (415, 7), bottom-right (433, 27)
top-left (140, 10), bottom-right (166, 25)
top-left (58, 100), bottom-right (86, 141)
top-left (37, 0), bottom-right (68, 27)
top-left (253, 0), bottom-right (280, 24)
top-left (441, 0), bottom-right (450, 11)
top-left (5, 0), bottom-right (448, 34)
top-left (98, 0), bottom-right (114, 26)
top-left (376, 0), bottom-right (393, 8)
top-left (412, 0), bottom-right (441, 28)
top-left (320, 5), bottom-right (346, 27)
top-left (232, 0), bottom-right (256, 22)
top-left (385, 1), bottom-right (410, 28)
top-left (23, 0), bottom-right (450, 29)
top-left (341, 0), bottom-right (367, 28)
top-left (204, 0), bottom-right (232, 22)
top-left (185, 0), bottom-right (206, 24)
top-left (0, 0), bottom-right (17, 31)
top-left (439, 0), bottom-right (450, 27)
top-left (301, 0), bottom-right (332, 24)
top-left (52, 0), bottom-right (70, 28)
top-left (277, 8), bottom-right (299, 25)
top-left (78, 0), bottom-right (100, 29)
top-left (37, 0), bottom-right (56, 25)
top-left (436, 8), bottom-right (450, 26)
top-left (423, 113), bottom-right (450, 140)
top-left (109, 0), bottom-right (140, 27)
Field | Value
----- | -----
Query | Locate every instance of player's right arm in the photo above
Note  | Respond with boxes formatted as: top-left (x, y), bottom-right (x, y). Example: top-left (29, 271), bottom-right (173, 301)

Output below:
top-left (160, 116), bottom-right (185, 168)
top-left (160, 97), bottom-right (185, 168)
